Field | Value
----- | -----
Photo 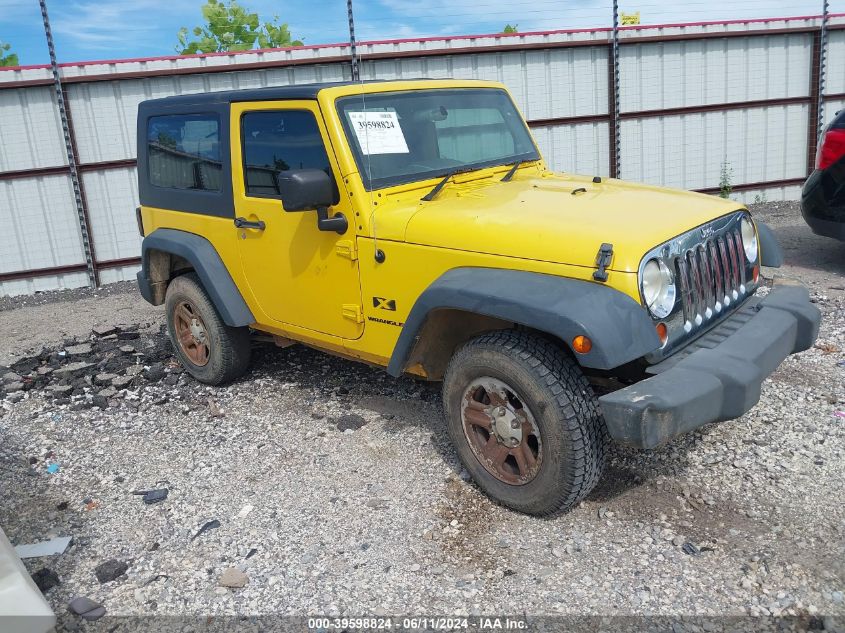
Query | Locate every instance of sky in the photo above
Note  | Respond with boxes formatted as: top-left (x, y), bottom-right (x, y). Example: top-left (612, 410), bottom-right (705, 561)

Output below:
top-left (0, 0), bottom-right (842, 67)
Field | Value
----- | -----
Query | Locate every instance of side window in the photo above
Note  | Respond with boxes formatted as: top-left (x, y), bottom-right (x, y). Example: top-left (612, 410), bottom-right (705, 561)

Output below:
top-left (242, 110), bottom-right (333, 197)
top-left (147, 114), bottom-right (221, 191)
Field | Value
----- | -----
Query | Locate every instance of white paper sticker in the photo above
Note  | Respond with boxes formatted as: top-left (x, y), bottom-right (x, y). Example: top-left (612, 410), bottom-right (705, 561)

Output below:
top-left (348, 111), bottom-right (409, 155)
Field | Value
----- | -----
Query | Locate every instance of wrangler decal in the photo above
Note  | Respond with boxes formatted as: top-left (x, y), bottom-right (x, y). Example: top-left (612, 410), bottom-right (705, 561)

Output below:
top-left (367, 316), bottom-right (404, 327)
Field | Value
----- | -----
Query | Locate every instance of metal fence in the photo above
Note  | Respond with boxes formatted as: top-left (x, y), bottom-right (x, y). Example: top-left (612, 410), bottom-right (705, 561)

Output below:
top-left (0, 11), bottom-right (843, 296)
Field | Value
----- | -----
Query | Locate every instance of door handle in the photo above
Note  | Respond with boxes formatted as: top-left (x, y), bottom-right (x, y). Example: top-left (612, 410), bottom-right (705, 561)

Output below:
top-left (234, 217), bottom-right (266, 230)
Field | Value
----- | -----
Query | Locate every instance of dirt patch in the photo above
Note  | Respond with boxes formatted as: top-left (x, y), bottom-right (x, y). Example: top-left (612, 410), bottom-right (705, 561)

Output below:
top-left (433, 477), bottom-right (500, 574)
top-left (0, 290), bottom-right (162, 366)
top-left (770, 356), bottom-right (841, 392)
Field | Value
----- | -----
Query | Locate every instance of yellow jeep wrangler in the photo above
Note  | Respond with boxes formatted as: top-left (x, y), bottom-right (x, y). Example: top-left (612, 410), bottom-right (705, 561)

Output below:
top-left (136, 79), bottom-right (820, 516)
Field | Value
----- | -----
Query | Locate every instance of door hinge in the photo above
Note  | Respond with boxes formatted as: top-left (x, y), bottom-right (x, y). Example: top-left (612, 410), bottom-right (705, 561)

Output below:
top-left (342, 304), bottom-right (364, 323)
top-left (335, 240), bottom-right (358, 261)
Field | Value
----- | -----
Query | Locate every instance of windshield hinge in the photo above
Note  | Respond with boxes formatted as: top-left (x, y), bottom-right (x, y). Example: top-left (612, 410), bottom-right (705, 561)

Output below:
top-left (342, 304), bottom-right (364, 323)
top-left (593, 243), bottom-right (613, 282)
top-left (335, 240), bottom-right (358, 261)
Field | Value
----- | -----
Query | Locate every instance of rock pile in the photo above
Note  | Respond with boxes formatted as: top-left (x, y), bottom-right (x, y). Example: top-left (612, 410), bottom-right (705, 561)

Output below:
top-left (0, 324), bottom-right (177, 408)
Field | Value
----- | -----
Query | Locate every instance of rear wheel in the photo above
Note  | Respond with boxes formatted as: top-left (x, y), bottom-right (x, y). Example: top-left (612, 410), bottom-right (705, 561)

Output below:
top-left (443, 330), bottom-right (607, 516)
top-left (164, 273), bottom-right (251, 385)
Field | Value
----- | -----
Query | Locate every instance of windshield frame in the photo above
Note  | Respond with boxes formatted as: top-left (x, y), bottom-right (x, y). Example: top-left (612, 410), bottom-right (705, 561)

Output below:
top-left (335, 88), bottom-right (540, 191)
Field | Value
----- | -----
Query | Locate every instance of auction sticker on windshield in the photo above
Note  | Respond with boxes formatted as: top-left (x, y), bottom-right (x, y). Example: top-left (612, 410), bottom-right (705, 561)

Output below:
top-left (348, 111), bottom-right (409, 154)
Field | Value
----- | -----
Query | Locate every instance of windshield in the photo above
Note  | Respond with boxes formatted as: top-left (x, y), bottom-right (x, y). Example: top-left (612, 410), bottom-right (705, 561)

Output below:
top-left (336, 88), bottom-right (539, 190)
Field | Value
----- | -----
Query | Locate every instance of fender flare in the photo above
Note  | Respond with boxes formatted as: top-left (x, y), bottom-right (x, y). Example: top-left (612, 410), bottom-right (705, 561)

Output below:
top-left (756, 221), bottom-right (784, 268)
top-left (386, 268), bottom-right (661, 376)
top-left (138, 228), bottom-right (254, 327)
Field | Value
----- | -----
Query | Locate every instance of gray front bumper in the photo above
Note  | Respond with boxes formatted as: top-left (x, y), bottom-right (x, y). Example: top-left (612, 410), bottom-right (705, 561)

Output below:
top-left (599, 280), bottom-right (821, 449)
top-left (0, 527), bottom-right (55, 632)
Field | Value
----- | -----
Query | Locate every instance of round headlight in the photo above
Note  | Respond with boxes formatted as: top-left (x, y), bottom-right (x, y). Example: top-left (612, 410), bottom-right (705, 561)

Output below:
top-left (641, 258), bottom-right (676, 319)
top-left (740, 217), bottom-right (758, 262)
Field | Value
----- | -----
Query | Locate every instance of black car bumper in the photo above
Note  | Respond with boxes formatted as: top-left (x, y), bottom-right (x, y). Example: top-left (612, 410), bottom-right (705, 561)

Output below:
top-left (802, 215), bottom-right (845, 240)
top-left (599, 280), bottom-right (820, 449)
top-left (801, 167), bottom-right (845, 240)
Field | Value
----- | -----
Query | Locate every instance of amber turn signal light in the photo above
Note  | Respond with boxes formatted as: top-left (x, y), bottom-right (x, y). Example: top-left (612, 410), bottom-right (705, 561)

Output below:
top-left (656, 322), bottom-right (668, 346)
top-left (572, 335), bottom-right (592, 354)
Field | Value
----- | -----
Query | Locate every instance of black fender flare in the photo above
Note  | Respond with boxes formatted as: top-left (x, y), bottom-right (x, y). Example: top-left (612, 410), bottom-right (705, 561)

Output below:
top-left (386, 267), bottom-right (661, 376)
top-left (137, 228), bottom-right (254, 327)
top-left (756, 221), bottom-right (784, 268)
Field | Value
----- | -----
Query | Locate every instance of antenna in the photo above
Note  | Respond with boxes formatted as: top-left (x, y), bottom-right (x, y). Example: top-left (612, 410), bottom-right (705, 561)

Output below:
top-left (346, 0), bottom-right (359, 82)
top-left (347, 0), bottom-right (384, 262)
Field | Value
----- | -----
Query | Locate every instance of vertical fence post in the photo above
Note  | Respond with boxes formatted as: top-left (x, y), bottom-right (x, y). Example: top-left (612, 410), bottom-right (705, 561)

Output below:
top-left (807, 2), bottom-right (829, 176)
top-left (39, 0), bottom-right (98, 288)
top-left (817, 0), bottom-right (830, 135)
top-left (347, 0), bottom-right (360, 82)
top-left (609, 0), bottom-right (621, 179)
top-left (807, 35), bottom-right (821, 175)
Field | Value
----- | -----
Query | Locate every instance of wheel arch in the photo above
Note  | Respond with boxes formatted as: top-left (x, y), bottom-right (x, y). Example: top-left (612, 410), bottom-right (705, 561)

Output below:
top-left (137, 228), bottom-right (254, 327)
top-left (386, 268), bottom-right (661, 378)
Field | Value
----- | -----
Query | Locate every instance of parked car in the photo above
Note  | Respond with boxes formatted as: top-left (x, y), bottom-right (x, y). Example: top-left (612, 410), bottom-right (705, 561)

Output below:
top-left (135, 79), bottom-right (820, 516)
top-left (802, 108), bottom-right (845, 240)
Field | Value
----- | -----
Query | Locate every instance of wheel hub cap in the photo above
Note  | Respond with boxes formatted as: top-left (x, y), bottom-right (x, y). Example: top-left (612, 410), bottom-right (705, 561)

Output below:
top-left (492, 406), bottom-right (523, 446)
top-left (460, 377), bottom-right (543, 485)
top-left (189, 319), bottom-right (205, 341)
top-left (173, 300), bottom-right (210, 367)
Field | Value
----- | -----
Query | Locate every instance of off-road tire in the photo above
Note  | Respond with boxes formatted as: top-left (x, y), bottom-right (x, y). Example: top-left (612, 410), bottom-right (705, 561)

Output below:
top-left (164, 273), bottom-right (251, 385)
top-left (443, 330), bottom-right (607, 516)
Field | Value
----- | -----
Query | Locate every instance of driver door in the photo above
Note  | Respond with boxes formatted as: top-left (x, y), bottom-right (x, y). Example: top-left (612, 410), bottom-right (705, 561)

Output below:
top-left (231, 100), bottom-right (363, 340)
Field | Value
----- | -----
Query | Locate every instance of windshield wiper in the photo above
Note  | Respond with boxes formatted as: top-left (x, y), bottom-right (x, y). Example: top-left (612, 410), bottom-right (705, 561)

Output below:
top-left (500, 159), bottom-right (529, 182)
top-left (421, 160), bottom-right (530, 201)
top-left (420, 167), bottom-right (472, 202)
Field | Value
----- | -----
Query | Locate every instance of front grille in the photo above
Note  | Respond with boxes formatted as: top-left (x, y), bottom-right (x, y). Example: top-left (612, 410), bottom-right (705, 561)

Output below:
top-left (640, 211), bottom-right (757, 364)
top-left (673, 227), bottom-right (749, 333)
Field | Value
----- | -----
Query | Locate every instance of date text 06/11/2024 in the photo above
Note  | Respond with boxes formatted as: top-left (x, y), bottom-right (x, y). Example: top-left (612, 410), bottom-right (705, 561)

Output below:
top-left (306, 617), bottom-right (529, 630)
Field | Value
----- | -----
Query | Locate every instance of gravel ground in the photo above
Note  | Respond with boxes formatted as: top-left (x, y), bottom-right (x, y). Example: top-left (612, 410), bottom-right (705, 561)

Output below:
top-left (0, 201), bottom-right (843, 631)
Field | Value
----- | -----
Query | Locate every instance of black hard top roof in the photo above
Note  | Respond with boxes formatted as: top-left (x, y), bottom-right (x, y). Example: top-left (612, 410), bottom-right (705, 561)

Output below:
top-left (142, 79), bottom-right (444, 108)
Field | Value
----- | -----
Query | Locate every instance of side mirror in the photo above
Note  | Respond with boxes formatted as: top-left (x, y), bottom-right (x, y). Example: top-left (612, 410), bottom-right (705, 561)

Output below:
top-left (277, 169), bottom-right (334, 211)
top-left (276, 169), bottom-right (347, 234)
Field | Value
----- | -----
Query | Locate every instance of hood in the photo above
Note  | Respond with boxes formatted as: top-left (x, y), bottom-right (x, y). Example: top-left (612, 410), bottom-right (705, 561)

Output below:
top-left (373, 171), bottom-right (743, 273)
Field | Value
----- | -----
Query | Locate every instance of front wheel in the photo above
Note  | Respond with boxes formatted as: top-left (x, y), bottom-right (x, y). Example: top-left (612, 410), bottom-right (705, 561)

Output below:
top-left (164, 273), bottom-right (251, 385)
top-left (443, 330), bottom-right (607, 516)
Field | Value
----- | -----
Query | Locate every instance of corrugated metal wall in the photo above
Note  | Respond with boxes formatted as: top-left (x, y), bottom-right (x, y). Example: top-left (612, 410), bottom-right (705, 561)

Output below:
top-left (619, 32), bottom-right (812, 197)
top-left (825, 29), bottom-right (845, 126)
top-left (0, 15), bottom-right (842, 296)
top-left (360, 46), bottom-right (612, 179)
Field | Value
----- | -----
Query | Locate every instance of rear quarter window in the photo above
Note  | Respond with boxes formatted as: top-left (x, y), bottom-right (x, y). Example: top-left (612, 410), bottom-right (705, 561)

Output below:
top-left (147, 114), bottom-right (222, 191)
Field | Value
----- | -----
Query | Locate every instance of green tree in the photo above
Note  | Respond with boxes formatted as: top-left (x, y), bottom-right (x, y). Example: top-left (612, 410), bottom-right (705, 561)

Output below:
top-left (258, 18), bottom-right (303, 49)
top-left (177, 0), bottom-right (302, 55)
top-left (0, 41), bottom-right (19, 67)
top-left (502, 24), bottom-right (518, 33)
